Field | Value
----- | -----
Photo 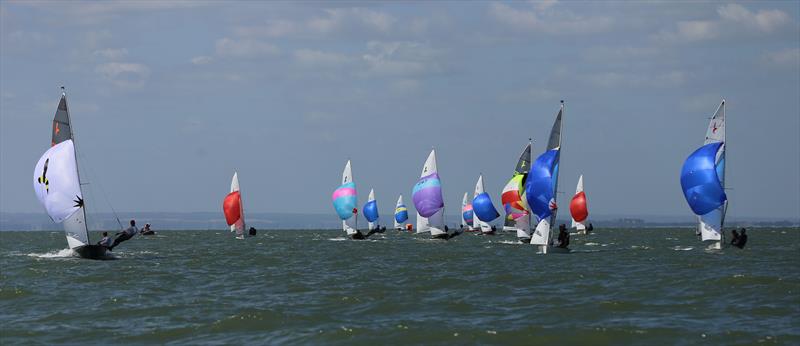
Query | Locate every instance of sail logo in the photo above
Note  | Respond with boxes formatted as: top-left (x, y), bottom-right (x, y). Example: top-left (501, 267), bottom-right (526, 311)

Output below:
top-left (549, 198), bottom-right (558, 211)
top-left (37, 158), bottom-right (50, 193)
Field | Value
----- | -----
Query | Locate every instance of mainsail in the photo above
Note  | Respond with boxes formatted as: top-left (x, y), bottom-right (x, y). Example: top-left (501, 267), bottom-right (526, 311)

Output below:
top-left (472, 174), bottom-right (500, 234)
top-left (223, 171), bottom-right (246, 238)
top-left (461, 192), bottom-right (475, 231)
top-left (526, 102), bottom-right (563, 247)
top-left (570, 175), bottom-right (589, 231)
top-left (33, 91), bottom-right (90, 249)
top-left (333, 160), bottom-right (358, 235)
top-left (681, 100), bottom-right (727, 242)
top-left (412, 150), bottom-right (446, 236)
top-left (394, 195), bottom-right (408, 229)
top-left (364, 188), bottom-right (379, 231)
top-left (502, 142), bottom-right (532, 239)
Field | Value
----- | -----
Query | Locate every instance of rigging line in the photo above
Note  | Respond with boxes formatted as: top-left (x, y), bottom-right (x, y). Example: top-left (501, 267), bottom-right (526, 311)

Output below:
top-left (76, 150), bottom-right (124, 230)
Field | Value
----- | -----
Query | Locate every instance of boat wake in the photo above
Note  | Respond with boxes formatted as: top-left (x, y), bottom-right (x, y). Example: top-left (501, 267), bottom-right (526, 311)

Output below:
top-left (672, 246), bottom-right (693, 251)
top-left (328, 237), bottom-right (348, 241)
top-left (27, 248), bottom-right (75, 258)
top-left (495, 240), bottom-right (525, 245)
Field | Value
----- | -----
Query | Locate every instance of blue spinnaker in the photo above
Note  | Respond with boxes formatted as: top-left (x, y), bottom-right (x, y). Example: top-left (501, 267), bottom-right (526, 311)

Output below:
top-left (364, 200), bottom-right (379, 222)
top-left (472, 192), bottom-right (499, 222)
top-left (525, 149), bottom-right (560, 220)
top-left (681, 142), bottom-right (726, 216)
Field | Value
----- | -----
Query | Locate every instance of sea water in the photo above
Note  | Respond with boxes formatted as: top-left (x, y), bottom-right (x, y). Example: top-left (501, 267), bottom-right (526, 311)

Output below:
top-left (1, 228), bottom-right (798, 345)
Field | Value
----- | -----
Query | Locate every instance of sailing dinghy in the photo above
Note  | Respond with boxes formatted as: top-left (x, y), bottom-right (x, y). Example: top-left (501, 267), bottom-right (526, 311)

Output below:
top-left (364, 188), bottom-right (383, 233)
top-left (394, 195), bottom-right (409, 230)
top-left (502, 142), bottom-right (532, 241)
top-left (413, 149), bottom-right (456, 239)
top-left (33, 88), bottom-right (111, 260)
top-left (570, 175), bottom-right (590, 234)
top-left (472, 174), bottom-right (500, 235)
top-left (333, 160), bottom-right (366, 239)
top-left (526, 101), bottom-right (569, 254)
top-left (223, 171), bottom-right (246, 239)
top-left (461, 192), bottom-right (478, 232)
top-left (681, 100), bottom-right (728, 250)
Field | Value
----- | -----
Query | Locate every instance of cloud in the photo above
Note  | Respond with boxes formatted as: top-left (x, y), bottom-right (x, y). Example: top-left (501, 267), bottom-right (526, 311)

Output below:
top-left (586, 70), bottom-right (686, 88)
top-left (95, 62), bottom-right (150, 88)
top-left (215, 38), bottom-right (280, 58)
top-left (93, 48), bottom-right (128, 60)
top-left (293, 49), bottom-right (352, 67)
top-left (234, 7), bottom-right (395, 39)
top-left (190, 56), bottom-right (214, 65)
top-left (764, 48), bottom-right (800, 67)
top-left (656, 4), bottom-right (791, 43)
top-left (717, 4), bottom-right (790, 33)
top-left (488, 2), bottom-right (613, 34)
top-left (361, 41), bottom-right (442, 77)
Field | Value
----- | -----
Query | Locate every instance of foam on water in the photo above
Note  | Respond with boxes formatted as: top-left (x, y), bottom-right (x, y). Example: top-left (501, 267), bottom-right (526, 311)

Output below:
top-left (672, 246), bottom-right (694, 251)
top-left (26, 248), bottom-right (75, 258)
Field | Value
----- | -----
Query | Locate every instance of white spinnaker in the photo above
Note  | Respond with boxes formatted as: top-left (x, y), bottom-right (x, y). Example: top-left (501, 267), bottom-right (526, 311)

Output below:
top-left (571, 175), bottom-right (586, 230)
top-left (33, 140), bottom-right (89, 249)
top-left (342, 160), bottom-right (358, 235)
top-left (473, 174), bottom-right (492, 233)
top-left (699, 101), bottom-right (726, 241)
top-left (416, 150), bottom-right (446, 236)
top-left (230, 172), bottom-right (245, 236)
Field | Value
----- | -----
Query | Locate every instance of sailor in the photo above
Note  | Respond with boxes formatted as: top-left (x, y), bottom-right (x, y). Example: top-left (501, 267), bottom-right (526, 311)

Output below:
top-left (730, 229), bottom-right (740, 246)
top-left (109, 219), bottom-right (138, 250)
top-left (248, 227), bottom-right (257, 236)
top-left (587, 223), bottom-right (594, 233)
top-left (557, 224), bottom-right (570, 248)
top-left (140, 223), bottom-right (153, 235)
top-left (96, 231), bottom-right (112, 248)
top-left (733, 228), bottom-right (748, 249)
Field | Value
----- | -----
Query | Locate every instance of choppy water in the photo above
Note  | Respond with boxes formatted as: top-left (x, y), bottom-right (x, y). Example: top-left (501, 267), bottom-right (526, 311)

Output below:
top-left (1, 228), bottom-right (798, 345)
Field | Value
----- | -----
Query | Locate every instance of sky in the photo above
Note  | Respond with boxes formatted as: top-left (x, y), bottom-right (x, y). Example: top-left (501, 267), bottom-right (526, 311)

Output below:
top-left (1, 1), bottom-right (799, 221)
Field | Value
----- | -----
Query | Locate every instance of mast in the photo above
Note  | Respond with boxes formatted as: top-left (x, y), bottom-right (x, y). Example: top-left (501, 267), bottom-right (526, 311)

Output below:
top-left (62, 86), bottom-right (92, 243)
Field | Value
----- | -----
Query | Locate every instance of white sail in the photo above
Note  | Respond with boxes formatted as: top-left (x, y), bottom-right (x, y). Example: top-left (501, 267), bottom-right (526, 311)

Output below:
top-left (33, 139), bottom-right (88, 249)
top-left (229, 172), bottom-right (246, 237)
top-left (571, 175), bottom-right (586, 231)
top-left (415, 150), bottom-right (446, 236)
top-left (473, 174), bottom-right (493, 234)
top-left (699, 100), bottom-right (726, 242)
top-left (341, 160), bottom-right (358, 235)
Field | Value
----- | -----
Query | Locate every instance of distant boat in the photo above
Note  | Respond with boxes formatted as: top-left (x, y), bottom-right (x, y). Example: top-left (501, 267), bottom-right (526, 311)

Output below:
top-left (333, 160), bottom-right (359, 237)
top-left (223, 171), bottom-right (246, 239)
top-left (461, 192), bottom-right (478, 232)
top-left (681, 100), bottom-right (727, 249)
top-left (472, 174), bottom-right (500, 235)
top-left (502, 141), bottom-right (532, 241)
top-left (526, 101), bottom-right (568, 254)
top-left (413, 149), bottom-right (448, 239)
top-left (33, 88), bottom-right (110, 259)
top-left (570, 175), bottom-right (590, 234)
top-left (394, 195), bottom-right (408, 230)
top-left (364, 188), bottom-right (381, 232)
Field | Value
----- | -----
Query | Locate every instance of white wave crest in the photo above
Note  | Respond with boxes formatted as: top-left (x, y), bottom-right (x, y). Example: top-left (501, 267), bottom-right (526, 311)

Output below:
top-left (27, 248), bottom-right (75, 258)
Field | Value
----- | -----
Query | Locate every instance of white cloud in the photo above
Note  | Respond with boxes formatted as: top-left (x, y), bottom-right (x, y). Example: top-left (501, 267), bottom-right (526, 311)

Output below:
top-left (656, 4), bottom-right (791, 43)
top-left (765, 48), bottom-right (800, 66)
top-left (190, 56), bottom-right (214, 65)
top-left (489, 2), bottom-right (613, 34)
top-left (717, 4), bottom-right (789, 33)
top-left (293, 49), bottom-right (352, 67)
top-left (361, 41), bottom-right (442, 77)
top-left (234, 7), bottom-right (395, 39)
top-left (95, 62), bottom-right (150, 88)
top-left (215, 38), bottom-right (280, 58)
top-left (93, 48), bottom-right (128, 60)
top-left (587, 70), bottom-right (686, 88)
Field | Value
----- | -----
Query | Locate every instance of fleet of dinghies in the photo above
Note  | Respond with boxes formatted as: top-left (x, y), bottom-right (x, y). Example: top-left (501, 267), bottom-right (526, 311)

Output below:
top-left (31, 89), bottom-right (744, 259)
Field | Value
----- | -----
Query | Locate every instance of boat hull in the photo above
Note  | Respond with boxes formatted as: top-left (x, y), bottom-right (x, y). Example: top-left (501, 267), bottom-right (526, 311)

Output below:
top-left (73, 245), bottom-right (112, 260)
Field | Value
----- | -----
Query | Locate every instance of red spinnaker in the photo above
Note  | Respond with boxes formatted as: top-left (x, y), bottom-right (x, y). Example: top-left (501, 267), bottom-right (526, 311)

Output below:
top-left (223, 191), bottom-right (241, 225)
top-left (569, 191), bottom-right (588, 222)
